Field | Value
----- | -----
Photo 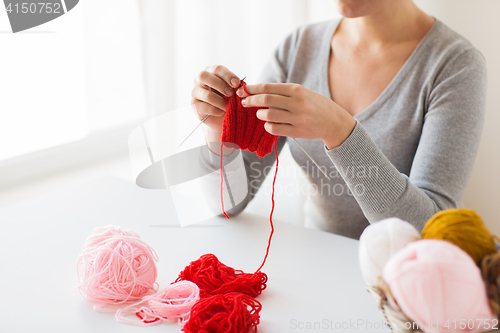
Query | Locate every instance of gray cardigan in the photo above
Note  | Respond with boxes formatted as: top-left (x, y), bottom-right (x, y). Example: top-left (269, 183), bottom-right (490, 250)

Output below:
top-left (200, 17), bottom-right (487, 239)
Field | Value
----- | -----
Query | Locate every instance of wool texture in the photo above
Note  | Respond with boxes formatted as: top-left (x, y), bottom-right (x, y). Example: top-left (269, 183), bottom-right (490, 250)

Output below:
top-left (481, 250), bottom-right (500, 316)
top-left (221, 80), bottom-right (278, 157)
top-left (383, 239), bottom-right (496, 332)
top-left (76, 225), bottom-right (158, 306)
top-left (359, 217), bottom-right (421, 286)
top-left (182, 292), bottom-right (262, 333)
top-left (175, 253), bottom-right (268, 299)
top-left (422, 208), bottom-right (497, 265)
top-left (115, 281), bottom-right (200, 326)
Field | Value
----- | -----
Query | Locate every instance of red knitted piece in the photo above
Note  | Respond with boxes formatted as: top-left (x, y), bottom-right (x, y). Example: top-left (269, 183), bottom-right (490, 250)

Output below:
top-left (221, 80), bottom-right (278, 157)
top-left (175, 253), bottom-right (268, 299)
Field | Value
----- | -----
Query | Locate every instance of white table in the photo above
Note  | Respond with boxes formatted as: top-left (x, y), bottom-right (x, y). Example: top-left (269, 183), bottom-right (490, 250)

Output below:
top-left (0, 177), bottom-right (386, 332)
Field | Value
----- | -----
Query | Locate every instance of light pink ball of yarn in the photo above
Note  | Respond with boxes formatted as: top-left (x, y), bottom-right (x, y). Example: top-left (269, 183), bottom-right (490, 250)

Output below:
top-left (359, 217), bottom-right (421, 286)
top-left (383, 239), bottom-right (496, 333)
top-left (77, 225), bottom-right (159, 305)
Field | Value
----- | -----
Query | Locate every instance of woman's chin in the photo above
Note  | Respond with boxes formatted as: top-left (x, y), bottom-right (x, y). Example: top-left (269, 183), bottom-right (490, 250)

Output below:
top-left (334, 0), bottom-right (392, 18)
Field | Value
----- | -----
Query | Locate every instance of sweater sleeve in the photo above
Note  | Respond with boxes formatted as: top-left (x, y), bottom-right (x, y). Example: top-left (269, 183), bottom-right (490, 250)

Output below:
top-left (199, 30), bottom-right (299, 217)
top-left (324, 48), bottom-right (487, 231)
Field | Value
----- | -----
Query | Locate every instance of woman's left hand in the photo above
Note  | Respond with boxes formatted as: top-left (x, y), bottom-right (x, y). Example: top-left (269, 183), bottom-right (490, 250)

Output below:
top-left (238, 83), bottom-right (356, 150)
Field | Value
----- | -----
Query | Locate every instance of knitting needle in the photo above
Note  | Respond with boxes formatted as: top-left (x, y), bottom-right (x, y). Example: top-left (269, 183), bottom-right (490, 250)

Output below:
top-left (177, 115), bottom-right (209, 148)
top-left (177, 86), bottom-right (231, 149)
top-left (293, 138), bottom-right (331, 180)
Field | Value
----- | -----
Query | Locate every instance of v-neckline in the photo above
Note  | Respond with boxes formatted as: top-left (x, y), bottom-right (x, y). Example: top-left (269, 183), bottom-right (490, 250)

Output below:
top-left (319, 17), bottom-right (440, 122)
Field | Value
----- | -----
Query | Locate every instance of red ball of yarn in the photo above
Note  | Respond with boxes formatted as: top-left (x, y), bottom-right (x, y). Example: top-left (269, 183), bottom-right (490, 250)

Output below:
top-left (221, 80), bottom-right (278, 158)
top-left (182, 292), bottom-right (262, 333)
top-left (175, 253), bottom-right (268, 298)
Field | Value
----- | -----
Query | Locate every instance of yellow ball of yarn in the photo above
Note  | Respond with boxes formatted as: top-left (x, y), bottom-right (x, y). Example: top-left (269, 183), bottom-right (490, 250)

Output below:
top-left (422, 208), bottom-right (497, 265)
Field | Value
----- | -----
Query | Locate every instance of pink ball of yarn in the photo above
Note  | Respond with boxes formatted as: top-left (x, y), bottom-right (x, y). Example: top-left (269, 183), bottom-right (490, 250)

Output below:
top-left (77, 225), bottom-right (159, 305)
top-left (115, 281), bottom-right (200, 326)
top-left (383, 239), bottom-right (496, 332)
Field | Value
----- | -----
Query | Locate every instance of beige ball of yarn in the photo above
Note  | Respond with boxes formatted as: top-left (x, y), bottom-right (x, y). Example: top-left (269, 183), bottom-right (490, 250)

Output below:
top-left (359, 217), bottom-right (421, 286)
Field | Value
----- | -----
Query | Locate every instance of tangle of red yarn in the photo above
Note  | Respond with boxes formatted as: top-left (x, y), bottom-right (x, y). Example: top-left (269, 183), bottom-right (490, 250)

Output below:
top-left (175, 253), bottom-right (268, 299)
top-left (182, 292), bottom-right (262, 333)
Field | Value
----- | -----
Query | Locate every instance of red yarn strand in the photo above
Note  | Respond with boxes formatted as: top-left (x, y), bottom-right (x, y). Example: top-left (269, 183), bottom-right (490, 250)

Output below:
top-left (135, 311), bottom-right (160, 324)
top-left (256, 142), bottom-right (278, 273)
top-left (220, 142), bottom-right (230, 219)
top-left (219, 79), bottom-right (279, 272)
top-left (242, 82), bottom-right (250, 96)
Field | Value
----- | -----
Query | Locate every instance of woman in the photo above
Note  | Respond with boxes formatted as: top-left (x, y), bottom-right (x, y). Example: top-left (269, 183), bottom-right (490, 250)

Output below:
top-left (191, 0), bottom-right (486, 239)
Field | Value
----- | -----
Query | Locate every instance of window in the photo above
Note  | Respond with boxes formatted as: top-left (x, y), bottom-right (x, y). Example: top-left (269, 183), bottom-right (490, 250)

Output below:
top-left (0, 0), bottom-right (146, 161)
top-left (0, 0), bottom-right (338, 190)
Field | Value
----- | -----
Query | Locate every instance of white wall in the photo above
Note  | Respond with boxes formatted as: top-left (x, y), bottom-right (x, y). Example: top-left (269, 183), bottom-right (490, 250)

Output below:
top-left (414, 0), bottom-right (500, 233)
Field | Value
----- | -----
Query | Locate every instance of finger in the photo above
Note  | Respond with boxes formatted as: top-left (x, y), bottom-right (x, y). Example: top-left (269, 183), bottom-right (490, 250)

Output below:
top-left (206, 65), bottom-right (241, 88)
top-left (190, 102), bottom-right (207, 121)
top-left (242, 93), bottom-right (293, 110)
top-left (264, 122), bottom-right (297, 137)
top-left (196, 70), bottom-right (234, 97)
top-left (192, 101), bottom-right (225, 120)
top-left (243, 83), bottom-right (300, 97)
top-left (203, 114), bottom-right (224, 128)
top-left (192, 86), bottom-right (227, 111)
top-left (235, 86), bottom-right (249, 98)
top-left (211, 88), bottom-right (225, 98)
top-left (256, 108), bottom-right (292, 124)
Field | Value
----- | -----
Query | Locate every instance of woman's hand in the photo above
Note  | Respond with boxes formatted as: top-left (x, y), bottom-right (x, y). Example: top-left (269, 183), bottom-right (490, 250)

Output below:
top-left (237, 83), bottom-right (356, 150)
top-left (191, 65), bottom-right (241, 144)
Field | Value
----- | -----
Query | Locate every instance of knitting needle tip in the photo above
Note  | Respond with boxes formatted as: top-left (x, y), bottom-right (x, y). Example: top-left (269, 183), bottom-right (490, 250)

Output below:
top-left (177, 115), bottom-right (209, 149)
top-left (177, 81), bottom-right (245, 149)
top-left (293, 138), bottom-right (331, 180)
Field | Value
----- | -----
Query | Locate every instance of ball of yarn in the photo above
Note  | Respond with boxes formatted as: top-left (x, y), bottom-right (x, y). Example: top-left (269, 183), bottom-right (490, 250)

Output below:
top-left (359, 217), bottom-right (421, 286)
top-left (481, 250), bottom-right (500, 316)
top-left (182, 292), bottom-right (262, 333)
top-left (115, 281), bottom-right (200, 326)
top-left (175, 253), bottom-right (267, 298)
top-left (77, 225), bottom-right (159, 305)
top-left (422, 208), bottom-right (496, 265)
top-left (383, 239), bottom-right (496, 331)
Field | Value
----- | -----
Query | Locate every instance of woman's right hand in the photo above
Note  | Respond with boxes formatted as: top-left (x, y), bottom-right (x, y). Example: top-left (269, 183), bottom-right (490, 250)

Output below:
top-left (191, 65), bottom-right (241, 143)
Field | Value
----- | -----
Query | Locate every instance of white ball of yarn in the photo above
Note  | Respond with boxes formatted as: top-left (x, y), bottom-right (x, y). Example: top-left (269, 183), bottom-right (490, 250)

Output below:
top-left (359, 218), bottom-right (421, 286)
